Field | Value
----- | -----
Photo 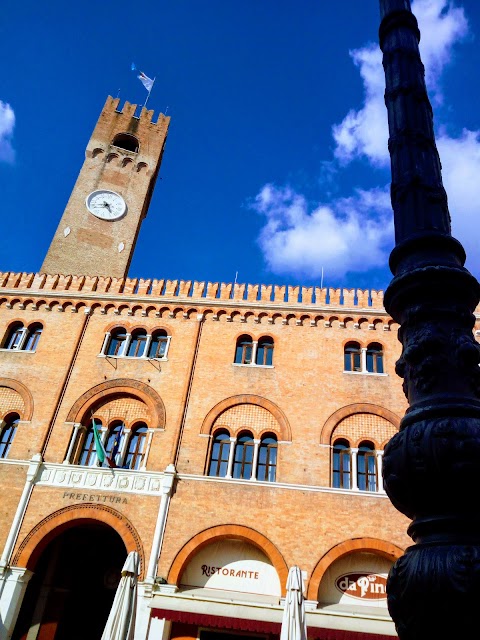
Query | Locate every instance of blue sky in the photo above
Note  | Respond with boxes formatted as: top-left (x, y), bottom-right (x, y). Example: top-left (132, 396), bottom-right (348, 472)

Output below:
top-left (2, 0), bottom-right (480, 292)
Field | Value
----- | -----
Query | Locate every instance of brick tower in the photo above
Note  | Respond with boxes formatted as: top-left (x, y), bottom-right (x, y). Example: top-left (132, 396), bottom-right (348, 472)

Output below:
top-left (41, 96), bottom-right (170, 278)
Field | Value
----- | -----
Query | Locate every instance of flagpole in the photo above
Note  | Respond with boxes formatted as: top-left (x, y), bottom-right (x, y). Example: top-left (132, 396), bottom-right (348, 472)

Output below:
top-left (144, 77), bottom-right (156, 109)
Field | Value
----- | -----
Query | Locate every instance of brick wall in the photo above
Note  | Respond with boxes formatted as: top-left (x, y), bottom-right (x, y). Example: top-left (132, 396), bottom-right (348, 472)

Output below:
top-left (0, 277), bottom-right (412, 598)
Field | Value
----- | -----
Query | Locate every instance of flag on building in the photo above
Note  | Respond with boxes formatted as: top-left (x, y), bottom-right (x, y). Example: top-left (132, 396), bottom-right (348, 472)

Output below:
top-left (92, 418), bottom-right (106, 466)
top-left (131, 63), bottom-right (154, 92)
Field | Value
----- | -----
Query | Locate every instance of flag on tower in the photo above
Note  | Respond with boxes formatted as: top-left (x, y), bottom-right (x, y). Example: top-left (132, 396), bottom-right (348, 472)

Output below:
top-left (131, 63), bottom-right (154, 92)
top-left (138, 71), bottom-right (154, 92)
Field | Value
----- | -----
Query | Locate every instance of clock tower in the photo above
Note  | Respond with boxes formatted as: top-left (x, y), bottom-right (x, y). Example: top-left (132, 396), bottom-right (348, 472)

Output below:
top-left (41, 96), bottom-right (170, 278)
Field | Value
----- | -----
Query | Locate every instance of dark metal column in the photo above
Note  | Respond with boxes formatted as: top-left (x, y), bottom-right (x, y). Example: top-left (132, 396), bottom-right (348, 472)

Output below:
top-left (379, 0), bottom-right (480, 637)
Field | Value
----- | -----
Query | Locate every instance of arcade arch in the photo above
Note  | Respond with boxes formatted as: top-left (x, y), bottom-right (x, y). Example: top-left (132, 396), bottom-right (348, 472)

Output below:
top-left (13, 503), bottom-right (144, 571)
top-left (12, 509), bottom-right (138, 640)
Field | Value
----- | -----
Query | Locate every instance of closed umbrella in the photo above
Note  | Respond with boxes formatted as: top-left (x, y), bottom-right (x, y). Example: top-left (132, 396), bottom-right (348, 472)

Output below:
top-left (102, 551), bottom-right (140, 640)
top-left (280, 566), bottom-right (307, 640)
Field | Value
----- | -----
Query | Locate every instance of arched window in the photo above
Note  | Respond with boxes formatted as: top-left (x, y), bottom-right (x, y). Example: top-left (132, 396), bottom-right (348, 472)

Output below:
top-left (3, 322), bottom-right (26, 350)
top-left (106, 328), bottom-right (127, 357)
top-left (256, 337), bottom-right (274, 366)
top-left (23, 323), bottom-right (43, 351)
top-left (112, 133), bottom-right (139, 153)
top-left (148, 329), bottom-right (170, 359)
top-left (332, 439), bottom-right (351, 489)
top-left (344, 342), bottom-right (361, 372)
top-left (126, 329), bottom-right (148, 358)
top-left (257, 434), bottom-right (277, 482)
top-left (357, 441), bottom-right (377, 491)
top-left (208, 430), bottom-right (231, 477)
top-left (77, 420), bottom-right (102, 466)
top-left (104, 421), bottom-right (125, 466)
top-left (0, 413), bottom-right (19, 458)
top-left (124, 423), bottom-right (148, 470)
top-left (234, 335), bottom-right (253, 365)
top-left (233, 432), bottom-right (255, 479)
top-left (366, 343), bottom-right (384, 374)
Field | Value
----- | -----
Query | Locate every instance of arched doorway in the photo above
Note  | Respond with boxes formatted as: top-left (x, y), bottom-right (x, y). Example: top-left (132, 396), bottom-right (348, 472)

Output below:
top-left (13, 522), bottom-right (127, 640)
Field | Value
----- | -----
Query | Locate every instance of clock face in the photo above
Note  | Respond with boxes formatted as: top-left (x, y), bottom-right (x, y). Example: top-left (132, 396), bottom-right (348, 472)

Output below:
top-left (86, 190), bottom-right (127, 221)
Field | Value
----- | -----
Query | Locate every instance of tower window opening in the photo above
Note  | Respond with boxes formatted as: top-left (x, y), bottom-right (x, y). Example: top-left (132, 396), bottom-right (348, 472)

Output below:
top-left (112, 133), bottom-right (139, 153)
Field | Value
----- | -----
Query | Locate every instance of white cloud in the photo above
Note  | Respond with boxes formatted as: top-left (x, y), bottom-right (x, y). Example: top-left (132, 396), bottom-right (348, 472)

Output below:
top-left (254, 184), bottom-right (393, 280)
top-left (0, 101), bottom-right (15, 163)
top-left (438, 129), bottom-right (480, 270)
top-left (253, 0), bottom-right (478, 280)
top-left (332, 45), bottom-right (388, 167)
top-left (414, 0), bottom-right (468, 98)
top-left (332, 0), bottom-right (467, 166)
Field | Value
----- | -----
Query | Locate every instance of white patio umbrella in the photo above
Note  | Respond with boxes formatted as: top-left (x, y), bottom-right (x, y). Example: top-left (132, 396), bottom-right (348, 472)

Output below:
top-left (102, 551), bottom-right (140, 640)
top-left (280, 566), bottom-right (307, 640)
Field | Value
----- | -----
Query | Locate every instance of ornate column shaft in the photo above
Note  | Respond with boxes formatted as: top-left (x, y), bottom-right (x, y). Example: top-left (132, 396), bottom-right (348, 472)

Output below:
top-left (350, 448), bottom-right (359, 490)
top-left (225, 437), bottom-right (236, 478)
top-left (378, 1), bottom-right (480, 638)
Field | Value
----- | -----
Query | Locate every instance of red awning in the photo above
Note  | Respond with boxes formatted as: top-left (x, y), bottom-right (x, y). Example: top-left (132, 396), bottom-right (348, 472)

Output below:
top-left (152, 608), bottom-right (280, 634)
top-left (309, 630), bottom-right (395, 640)
top-left (151, 608), bottom-right (396, 640)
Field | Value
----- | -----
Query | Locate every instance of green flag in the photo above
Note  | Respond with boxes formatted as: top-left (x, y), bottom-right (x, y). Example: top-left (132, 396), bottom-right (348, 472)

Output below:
top-left (92, 418), bottom-right (106, 465)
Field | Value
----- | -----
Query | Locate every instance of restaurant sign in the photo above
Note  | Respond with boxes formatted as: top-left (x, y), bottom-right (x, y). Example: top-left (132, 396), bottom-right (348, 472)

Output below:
top-left (335, 572), bottom-right (387, 600)
top-left (180, 539), bottom-right (281, 597)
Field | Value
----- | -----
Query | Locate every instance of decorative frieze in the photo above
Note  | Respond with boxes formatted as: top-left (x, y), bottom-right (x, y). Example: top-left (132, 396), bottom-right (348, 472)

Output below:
top-left (36, 463), bottom-right (163, 496)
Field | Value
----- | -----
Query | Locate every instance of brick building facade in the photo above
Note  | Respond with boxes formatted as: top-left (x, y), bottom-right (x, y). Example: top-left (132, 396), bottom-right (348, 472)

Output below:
top-left (0, 97), bottom-right (428, 640)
